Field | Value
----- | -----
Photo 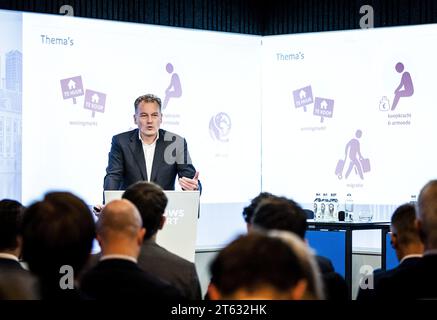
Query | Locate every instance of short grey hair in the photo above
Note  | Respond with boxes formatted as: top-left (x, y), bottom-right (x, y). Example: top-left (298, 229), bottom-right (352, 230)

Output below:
top-left (134, 94), bottom-right (162, 113)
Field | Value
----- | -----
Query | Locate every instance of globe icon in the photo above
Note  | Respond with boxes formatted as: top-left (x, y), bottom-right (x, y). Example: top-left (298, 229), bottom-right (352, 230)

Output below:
top-left (209, 112), bottom-right (231, 142)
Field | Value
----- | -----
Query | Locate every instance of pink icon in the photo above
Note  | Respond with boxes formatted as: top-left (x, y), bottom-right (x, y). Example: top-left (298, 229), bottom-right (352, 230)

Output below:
top-left (335, 130), bottom-right (371, 180)
top-left (84, 89), bottom-right (106, 117)
top-left (293, 85), bottom-right (313, 112)
top-left (60, 76), bottom-right (84, 104)
top-left (313, 97), bottom-right (334, 123)
top-left (391, 62), bottom-right (414, 111)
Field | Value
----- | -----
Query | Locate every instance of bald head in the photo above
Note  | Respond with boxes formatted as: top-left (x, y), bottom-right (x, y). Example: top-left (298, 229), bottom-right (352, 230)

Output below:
top-left (418, 180), bottom-right (437, 249)
top-left (97, 199), bottom-right (143, 241)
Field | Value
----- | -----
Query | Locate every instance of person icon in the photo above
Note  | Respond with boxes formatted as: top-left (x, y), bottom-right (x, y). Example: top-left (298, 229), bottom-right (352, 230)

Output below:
top-left (344, 130), bottom-right (365, 180)
top-left (391, 62), bottom-right (414, 111)
top-left (162, 63), bottom-right (182, 110)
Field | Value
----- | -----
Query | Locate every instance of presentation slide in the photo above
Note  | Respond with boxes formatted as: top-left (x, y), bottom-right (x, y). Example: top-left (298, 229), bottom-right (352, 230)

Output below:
top-left (20, 12), bottom-right (262, 207)
top-left (262, 25), bottom-right (437, 214)
top-left (3, 8), bottom-right (437, 248)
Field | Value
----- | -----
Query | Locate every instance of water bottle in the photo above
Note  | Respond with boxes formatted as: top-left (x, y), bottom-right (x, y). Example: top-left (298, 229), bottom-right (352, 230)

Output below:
top-left (321, 193), bottom-right (328, 221)
top-left (345, 193), bottom-right (354, 221)
top-left (327, 197), bottom-right (333, 221)
top-left (313, 193), bottom-right (321, 220)
top-left (329, 193), bottom-right (338, 221)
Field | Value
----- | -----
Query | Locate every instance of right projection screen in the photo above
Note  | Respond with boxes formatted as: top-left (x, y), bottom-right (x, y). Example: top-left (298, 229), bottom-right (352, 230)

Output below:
top-left (262, 24), bottom-right (437, 219)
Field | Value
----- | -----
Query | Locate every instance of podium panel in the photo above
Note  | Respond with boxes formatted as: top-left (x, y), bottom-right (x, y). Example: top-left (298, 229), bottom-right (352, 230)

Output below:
top-left (104, 190), bottom-right (200, 262)
top-left (307, 230), bottom-right (346, 277)
top-left (307, 220), bottom-right (390, 299)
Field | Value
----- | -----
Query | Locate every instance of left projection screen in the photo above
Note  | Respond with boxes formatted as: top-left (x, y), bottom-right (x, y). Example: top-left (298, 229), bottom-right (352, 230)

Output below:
top-left (18, 12), bottom-right (261, 206)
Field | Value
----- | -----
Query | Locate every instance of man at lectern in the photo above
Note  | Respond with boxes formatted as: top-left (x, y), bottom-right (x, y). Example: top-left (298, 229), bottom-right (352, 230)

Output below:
top-left (103, 94), bottom-right (200, 193)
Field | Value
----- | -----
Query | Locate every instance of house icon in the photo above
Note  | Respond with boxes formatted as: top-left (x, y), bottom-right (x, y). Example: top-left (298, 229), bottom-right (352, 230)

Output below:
top-left (321, 100), bottom-right (328, 109)
top-left (68, 79), bottom-right (76, 90)
top-left (91, 93), bottom-right (100, 103)
top-left (299, 89), bottom-right (306, 99)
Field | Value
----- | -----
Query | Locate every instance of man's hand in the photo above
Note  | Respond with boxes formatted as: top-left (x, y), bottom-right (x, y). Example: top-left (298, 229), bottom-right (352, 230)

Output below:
top-left (178, 171), bottom-right (199, 191)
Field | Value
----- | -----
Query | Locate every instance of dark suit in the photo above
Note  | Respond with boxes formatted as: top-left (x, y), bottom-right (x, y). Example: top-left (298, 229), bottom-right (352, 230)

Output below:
top-left (356, 256), bottom-right (422, 301)
top-left (316, 255), bottom-right (349, 300)
top-left (80, 258), bottom-right (183, 300)
top-left (0, 257), bottom-right (39, 299)
top-left (0, 257), bottom-right (28, 274)
top-left (38, 279), bottom-right (88, 300)
top-left (104, 128), bottom-right (199, 191)
top-left (316, 255), bottom-right (334, 274)
top-left (376, 254), bottom-right (436, 300)
top-left (322, 271), bottom-right (349, 300)
top-left (137, 239), bottom-right (202, 300)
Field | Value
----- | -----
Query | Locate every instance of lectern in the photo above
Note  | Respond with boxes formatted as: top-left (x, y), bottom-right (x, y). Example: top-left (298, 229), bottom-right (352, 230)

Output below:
top-left (103, 190), bottom-right (200, 262)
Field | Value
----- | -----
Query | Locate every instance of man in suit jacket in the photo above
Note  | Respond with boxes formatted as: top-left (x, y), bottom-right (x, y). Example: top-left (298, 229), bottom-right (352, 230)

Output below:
top-left (250, 196), bottom-right (349, 300)
top-left (80, 199), bottom-right (181, 300)
top-left (0, 199), bottom-right (27, 274)
top-left (21, 192), bottom-right (96, 300)
top-left (103, 94), bottom-right (200, 192)
top-left (242, 193), bottom-right (336, 275)
top-left (122, 181), bottom-right (202, 300)
top-left (356, 203), bottom-right (423, 300)
top-left (0, 199), bottom-right (38, 300)
top-left (377, 181), bottom-right (437, 300)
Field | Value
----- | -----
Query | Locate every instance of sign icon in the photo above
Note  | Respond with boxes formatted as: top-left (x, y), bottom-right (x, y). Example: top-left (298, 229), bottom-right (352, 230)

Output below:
top-left (60, 76), bottom-right (84, 104)
top-left (68, 80), bottom-right (75, 90)
top-left (379, 96), bottom-right (390, 111)
top-left (163, 63), bottom-right (182, 110)
top-left (391, 62), bottom-right (414, 111)
top-left (84, 89), bottom-right (106, 117)
top-left (209, 112), bottom-right (231, 142)
top-left (293, 85), bottom-right (313, 112)
top-left (313, 97), bottom-right (334, 123)
top-left (335, 129), bottom-right (370, 180)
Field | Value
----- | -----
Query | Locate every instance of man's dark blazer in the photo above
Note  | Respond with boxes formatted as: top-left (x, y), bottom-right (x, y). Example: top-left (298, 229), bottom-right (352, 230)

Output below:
top-left (137, 239), bottom-right (202, 300)
top-left (0, 257), bottom-right (40, 299)
top-left (376, 254), bottom-right (437, 300)
top-left (0, 257), bottom-right (28, 273)
top-left (316, 255), bottom-right (334, 274)
top-left (356, 256), bottom-right (422, 301)
top-left (316, 255), bottom-right (349, 300)
top-left (103, 128), bottom-right (200, 191)
top-left (80, 258), bottom-right (183, 300)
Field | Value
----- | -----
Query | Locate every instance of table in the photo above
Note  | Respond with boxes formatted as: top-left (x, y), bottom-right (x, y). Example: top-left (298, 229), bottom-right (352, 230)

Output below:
top-left (307, 220), bottom-right (391, 299)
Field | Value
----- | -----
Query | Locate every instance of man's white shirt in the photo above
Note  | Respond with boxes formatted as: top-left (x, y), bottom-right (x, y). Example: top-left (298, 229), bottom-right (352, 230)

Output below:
top-left (139, 131), bottom-right (159, 182)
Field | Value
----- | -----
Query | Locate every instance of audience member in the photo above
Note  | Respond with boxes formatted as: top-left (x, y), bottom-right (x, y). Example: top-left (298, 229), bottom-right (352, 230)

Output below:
top-left (122, 181), bottom-right (201, 300)
top-left (251, 196), bottom-right (348, 300)
top-left (21, 192), bottom-right (95, 299)
top-left (269, 230), bottom-right (324, 299)
top-left (241, 192), bottom-right (275, 232)
top-left (204, 192), bottom-right (276, 300)
top-left (0, 199), bottom-right (26, 273)
top-left (0, 199), bottom-right (38, 299)
top-left (80, 199), bottom-right (182, 300)
top-left (207, 233), bottom-right (309, 300)
top-left (377, 180), bottom-right (437, 299)
top-left (357, 203), bottom-right (423, 300)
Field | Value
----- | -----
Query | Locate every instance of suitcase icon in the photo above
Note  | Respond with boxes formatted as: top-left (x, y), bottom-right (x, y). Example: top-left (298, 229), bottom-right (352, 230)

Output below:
top-left (361, 158), bottom-right (371, 173)
top-left (335, 159), bottom-right (345, 179)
